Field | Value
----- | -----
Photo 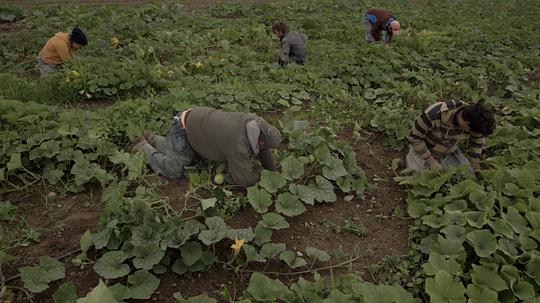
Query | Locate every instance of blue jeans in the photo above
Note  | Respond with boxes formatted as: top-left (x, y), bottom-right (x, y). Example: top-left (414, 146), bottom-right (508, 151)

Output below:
top-left (142, 117), bottom-right (196, 180)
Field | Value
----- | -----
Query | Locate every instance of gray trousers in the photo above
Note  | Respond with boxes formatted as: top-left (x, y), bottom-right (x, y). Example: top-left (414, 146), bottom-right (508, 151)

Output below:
top-left (364, 21), bottom-right (375, 42)
top-left (406, 146), bottom-right (473, 172)
top-left (37, 58), bottom-right (57, 77)
top-left (143, 118), bottom-right (196, 180)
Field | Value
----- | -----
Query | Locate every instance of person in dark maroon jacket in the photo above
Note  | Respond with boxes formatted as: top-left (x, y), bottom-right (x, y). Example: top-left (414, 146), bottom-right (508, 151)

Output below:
top-left (364, 8), bottom-right (400, 45)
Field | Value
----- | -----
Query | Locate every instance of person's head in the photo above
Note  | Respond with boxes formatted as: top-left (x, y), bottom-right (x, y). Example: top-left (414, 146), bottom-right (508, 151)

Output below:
top-left (70, 27), bottom-right (87, 50)
top-left (272, 22), bottom-right (289, 39)
top-left (458, 103), bottom-right (496, 135)
top-left (256, 118), bottom-right (282, 149)
top-left (389, 20), bottom-right (400, 35)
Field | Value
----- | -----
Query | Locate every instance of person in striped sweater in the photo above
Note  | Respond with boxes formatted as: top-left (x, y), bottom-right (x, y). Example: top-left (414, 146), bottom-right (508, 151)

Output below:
top-left (407, 100), bottom-right (496, 172)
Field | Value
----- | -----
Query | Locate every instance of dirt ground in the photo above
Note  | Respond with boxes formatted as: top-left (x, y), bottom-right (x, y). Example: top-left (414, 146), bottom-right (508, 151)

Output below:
top-left (2, 131), bottom-right (410, 302)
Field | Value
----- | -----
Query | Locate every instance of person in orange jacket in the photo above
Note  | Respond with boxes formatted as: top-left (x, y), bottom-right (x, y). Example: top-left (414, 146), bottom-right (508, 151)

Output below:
top-left (38, 27), bottom-right (87, 76)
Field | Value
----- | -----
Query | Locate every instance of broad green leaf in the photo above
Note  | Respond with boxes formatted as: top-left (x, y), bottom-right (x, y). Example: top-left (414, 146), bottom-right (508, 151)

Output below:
top-left (512, 281), bottom-right (535, 300)
top-left (254, 224), bottom-right (273, 245)
top-left (279, 250), bottom-right (307, 269)
top-left (93, 251), bottom-right (130, 279)
top-left (315, 176), bottom-right (336, 203)
top-left (440, 225), bottom-right (466, 241)
top-left (525, 212), bottom-right (540, 229)
top-left (466, 230), bottom-right (497, 257)
top-left (260, 243), bottom-right (286, 259)
top-left (488, 219), bottom-right (514, 239)
top-left (352, 282), bottom-right (416, 303)
top-left (227, 228), bottom-right (255, 242)
top-left (323, 290), bottom-right (351, 303)
top-left (247, 186), bottom-right (272, 213)
top-left (275, 193), bottom-right (306, 217)
top-left (80, 230), bottom-right (93, 253)
top-left (243, 244), bottom-right (266, 263)
top-left (425, 270), bottom-right (466, 303)
top-left (109, 284), bottom-right (130, 301)
top-left (172, 259), bottom-right (188, 275)
top-left (0, 250), bottom-right (18, 266)
top-left (53, 282), bottom-right (77, 303)
top-left (20, 266), bottom-right (50, 293)
top-left (464, 211), bottom-right (487, 228)
top-left (128, 270), bottom-right (160, 300)
top-left (200, 198), bottom-right (217, 211)
top-left (505, 207), bottom-right (531, 235)
top-left (132, 243), bottom-right (165, 270)
top-left (289, 183), bottom-right (317, 205)
top-left (77, 280), bottom-right (119, 303)
top-left (281, 156), bottom-right (304, 180)
top-left (181, 241), bottom-right (202, 266)
top-left (205, 216), bottom-right (227, 230)
top-left (39, 256), bottom-right (65, 281)
top-left (423, 253), bottom-right (462, 276)
top-left (322, 157), bottom-right (347, 181)
top-left (305, 247), bottom-right (330, 262)
top-left (422, 214), bottom-right (451, 228)
top-left (466, 284), bottom-right (498, 303)
top-left (246, 273), bottom-right (287, 301)
top-left (471, 264), bottom-right (508, 292)
top-left (261, 212), bottom-right (290, 230)
top-left (7, 153), bottom-right (22, 171)
top-left (259, 170), bottom-right (286, 193)
top-left (526, 257), bottom-right (540, 286)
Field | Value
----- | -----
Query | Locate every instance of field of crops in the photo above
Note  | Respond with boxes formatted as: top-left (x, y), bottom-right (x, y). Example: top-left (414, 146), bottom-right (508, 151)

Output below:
top-left (0, 0), bottom-right (539, 302)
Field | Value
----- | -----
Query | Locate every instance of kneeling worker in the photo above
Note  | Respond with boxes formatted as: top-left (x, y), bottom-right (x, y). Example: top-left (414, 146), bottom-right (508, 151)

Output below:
top-left (38, 27), bottom-right (87, 76)
top-left (272, 22), bottom-right (308, 66)
top-left (407, 100), bottom-right (496, 172)
top-left (364, 8), bottom-right (400, 45)
top-left (130, 107), bottom-right (282, 187)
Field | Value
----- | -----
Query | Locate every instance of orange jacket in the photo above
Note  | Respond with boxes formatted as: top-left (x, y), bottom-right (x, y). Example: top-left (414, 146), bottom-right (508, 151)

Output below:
top-left (39, 32), bottom-right (72, 65)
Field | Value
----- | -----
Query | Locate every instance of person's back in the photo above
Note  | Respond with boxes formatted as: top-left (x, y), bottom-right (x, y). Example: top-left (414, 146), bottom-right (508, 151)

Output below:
top-left (39, 32), bottom-right (71, 66)
top-left (186, 107), bottom-right (256, 162)
top-left (282, 31), bottom-right (308, 64)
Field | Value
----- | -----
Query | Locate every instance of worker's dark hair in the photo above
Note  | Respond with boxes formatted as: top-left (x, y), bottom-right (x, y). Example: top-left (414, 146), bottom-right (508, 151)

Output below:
top-left (70, 27), bottom-right (87, 46)
top-left (462, 103), bottom-right (496, 136)
top-left (272, 22), bottom-right (289, 33)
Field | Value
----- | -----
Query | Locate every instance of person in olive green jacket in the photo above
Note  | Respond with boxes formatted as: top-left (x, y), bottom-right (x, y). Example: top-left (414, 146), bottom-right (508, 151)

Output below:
top-left (130, 107), bottom-right (282, 187)
top-left (38, 27), bottom-right (87, 76)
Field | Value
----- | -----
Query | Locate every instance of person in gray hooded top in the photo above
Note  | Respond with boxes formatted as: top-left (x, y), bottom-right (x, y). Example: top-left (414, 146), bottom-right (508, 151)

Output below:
top-left (129, 107), bottom-right (282, 187)
top-left (272, 22), bottom-right (308, 66)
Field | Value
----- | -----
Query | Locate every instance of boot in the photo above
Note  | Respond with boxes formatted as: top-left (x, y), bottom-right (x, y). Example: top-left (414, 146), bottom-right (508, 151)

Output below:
top-left (129, 136), bottom-right (148, 152)
top-left (142, 129), bottom-right (157, 146)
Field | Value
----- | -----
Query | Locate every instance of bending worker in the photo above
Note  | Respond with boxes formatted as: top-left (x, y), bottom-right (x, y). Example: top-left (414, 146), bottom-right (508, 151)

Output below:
top-left (364, 8), bottom-right (400, 45)
top-left (38, 27), bottom-right (87, 76)
top-left (130, 107), bottom-right (282, 187)
top-left (272, 22), bottom-right (308, 66)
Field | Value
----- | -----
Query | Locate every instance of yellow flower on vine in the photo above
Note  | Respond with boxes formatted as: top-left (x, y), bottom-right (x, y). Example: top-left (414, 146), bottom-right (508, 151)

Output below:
top-left (195, 61), bottom-right (204, 69)
top-left (110, 37), bottom-right (119, 46)
top-left (231, 239), bottom-right (245, 252)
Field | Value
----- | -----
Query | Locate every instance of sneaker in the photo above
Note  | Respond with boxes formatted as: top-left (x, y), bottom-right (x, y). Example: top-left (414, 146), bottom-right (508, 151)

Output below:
top-left (142, 129), bottom-right (157, 146)
top-left (129, 136), bottom-right (148, 152)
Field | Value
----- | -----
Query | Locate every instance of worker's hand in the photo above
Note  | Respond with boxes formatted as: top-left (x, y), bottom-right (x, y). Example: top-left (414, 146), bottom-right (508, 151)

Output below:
top-left (426, 157), bottom-right (442, 171)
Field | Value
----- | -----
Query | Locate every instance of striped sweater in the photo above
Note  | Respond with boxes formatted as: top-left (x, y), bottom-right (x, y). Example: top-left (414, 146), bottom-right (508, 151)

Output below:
top-left (408, 100), bottom-right (485, 168)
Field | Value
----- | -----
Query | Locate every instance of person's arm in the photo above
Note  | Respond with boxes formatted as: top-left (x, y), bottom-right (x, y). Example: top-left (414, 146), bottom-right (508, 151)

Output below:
top-left (227, 147), bottom-right (261, 187)
top-left (409, 112), bottom-right (441, 170)
top-left (384, 31), bottom-right (393, 45)
top-left (54, 40), bottom-right (71, 63)
top-left (278, 39), bottom-right (291, 63)
top-left (258, 148), bottom-right (277, 171)
top-left (468, 132), bottom-right (485, 170)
